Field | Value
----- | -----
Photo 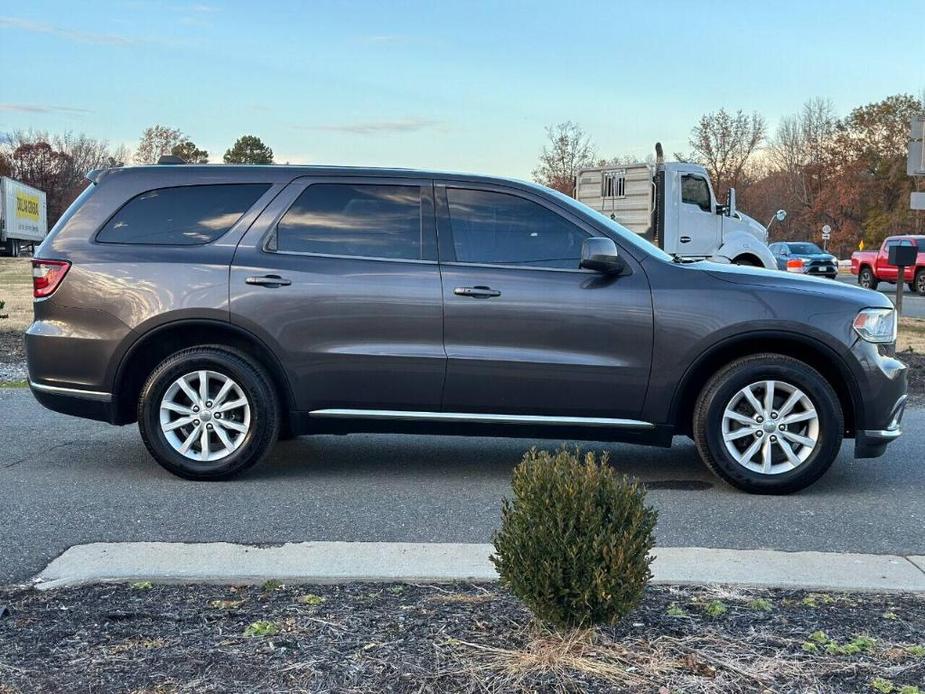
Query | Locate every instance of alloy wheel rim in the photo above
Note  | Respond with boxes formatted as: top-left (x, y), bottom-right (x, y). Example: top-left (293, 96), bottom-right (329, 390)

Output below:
top-left (721, 380), bottom-right (819, 475)
top-left (159, 370), bottom-right (251, 462)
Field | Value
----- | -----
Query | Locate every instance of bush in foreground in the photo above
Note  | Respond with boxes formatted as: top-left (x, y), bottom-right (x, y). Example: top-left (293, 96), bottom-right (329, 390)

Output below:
top-left (491, 448), bottom-right (657, 628)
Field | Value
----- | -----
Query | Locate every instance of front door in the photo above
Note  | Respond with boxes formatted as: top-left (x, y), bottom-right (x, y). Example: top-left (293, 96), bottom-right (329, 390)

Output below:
top-left (230, 177), bottom-right (445, 412)
top-left (436, 183), bottom-right (653, 420)
top-left (677, 173), bottom-right (721, 256)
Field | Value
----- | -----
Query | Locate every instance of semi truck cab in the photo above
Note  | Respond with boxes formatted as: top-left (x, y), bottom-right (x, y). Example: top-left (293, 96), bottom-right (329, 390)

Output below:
top-left (575, 146), bottom-right (776, 268)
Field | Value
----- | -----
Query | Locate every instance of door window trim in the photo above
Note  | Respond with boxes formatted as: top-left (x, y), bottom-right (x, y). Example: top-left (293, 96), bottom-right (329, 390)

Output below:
top-left (258, 176), bottom-right (438, 264)
top-left (434, 181), bottom-right (599, 274)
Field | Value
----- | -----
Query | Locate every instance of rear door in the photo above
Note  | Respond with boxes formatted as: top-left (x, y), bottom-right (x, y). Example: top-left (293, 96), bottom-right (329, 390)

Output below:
top-left (230, 176), bottom-right (445, 412)
top-left (436, 182), bottom-right (653, 420)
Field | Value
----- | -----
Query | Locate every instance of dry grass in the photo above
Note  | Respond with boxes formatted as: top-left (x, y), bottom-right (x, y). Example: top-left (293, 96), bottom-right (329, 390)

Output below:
top-left (899, 317), bottom-right (925, 353)
top-left (449, 620), bottom-right (919, 693)
top-left (0, 258), bottom-right (32, 331)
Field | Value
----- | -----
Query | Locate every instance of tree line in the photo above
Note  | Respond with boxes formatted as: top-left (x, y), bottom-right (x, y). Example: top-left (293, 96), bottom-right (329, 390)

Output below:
top-left (534, 93), bottom-right (925, 258)
top-left (0, 126), bottom-right (275, 225)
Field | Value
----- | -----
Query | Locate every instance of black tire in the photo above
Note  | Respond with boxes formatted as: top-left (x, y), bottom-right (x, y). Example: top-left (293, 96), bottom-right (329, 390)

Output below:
top-left (858, 267), bottom-right (878, 290)
top-left (914, 270), bottom-right (925, 296)
top-left (138, 346), bottom-right (279, 480)
top-left (733, 256), bottom-right (760, 267)
top-left (693, 354), bottom-right (843, 494)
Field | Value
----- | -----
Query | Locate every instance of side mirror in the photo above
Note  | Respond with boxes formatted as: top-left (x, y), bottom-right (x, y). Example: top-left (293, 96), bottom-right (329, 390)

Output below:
top-left (726, 188), bottom-right (737, 217)
top-left (580, 237), bottom-right (625, 274)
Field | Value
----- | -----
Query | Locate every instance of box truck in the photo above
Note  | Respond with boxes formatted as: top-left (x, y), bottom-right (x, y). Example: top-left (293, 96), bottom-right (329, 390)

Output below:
top-left (575, 145), bottom-right (777, 268)
top-left (1, 177), bottom-right (48, 257)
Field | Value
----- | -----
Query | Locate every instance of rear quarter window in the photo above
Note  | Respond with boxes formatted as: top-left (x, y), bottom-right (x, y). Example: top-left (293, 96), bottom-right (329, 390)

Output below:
top-left (96, 183), bottom-right (270, 245)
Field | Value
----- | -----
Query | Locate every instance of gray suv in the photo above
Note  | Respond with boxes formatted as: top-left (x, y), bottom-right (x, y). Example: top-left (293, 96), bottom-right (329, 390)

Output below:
top-left (26, 164), bottom-right (907, 493)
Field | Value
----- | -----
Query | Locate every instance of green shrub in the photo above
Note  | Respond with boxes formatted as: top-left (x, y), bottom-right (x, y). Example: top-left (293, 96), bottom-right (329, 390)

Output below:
top-left (491, 448), bottom-right (657, 628)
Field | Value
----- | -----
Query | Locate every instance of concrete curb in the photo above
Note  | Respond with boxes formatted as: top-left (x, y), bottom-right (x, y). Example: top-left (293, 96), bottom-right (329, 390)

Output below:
top-left (32, 542), bottom-right (925, 592)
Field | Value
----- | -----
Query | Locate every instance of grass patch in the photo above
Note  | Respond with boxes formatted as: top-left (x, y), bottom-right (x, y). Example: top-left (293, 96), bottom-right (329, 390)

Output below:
top-left (898, 317), bottom-right (925, 353)
top-left (0, 379), bottom-right (27, 388)
top-left (0, 258), bottom-right (33, 332)
top-left (243, 620), bottom-right (280, 637)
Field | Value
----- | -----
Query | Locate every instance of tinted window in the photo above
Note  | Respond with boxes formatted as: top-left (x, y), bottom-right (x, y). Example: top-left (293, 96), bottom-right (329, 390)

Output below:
top-left (97, 184), bottom-right (269, 245)
top-left (276, 184), bottom-right (423, 260)
top-left (681, 175), bottom-right (711, 211)
top-left (446, 188), bottom-right (587, 269)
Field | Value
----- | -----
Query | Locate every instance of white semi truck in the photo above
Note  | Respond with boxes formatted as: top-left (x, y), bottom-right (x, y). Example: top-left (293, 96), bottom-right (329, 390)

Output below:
top-left (0, 177), bottom-right (48, 257)
top-left (575, 145), bottom-right (778, 268)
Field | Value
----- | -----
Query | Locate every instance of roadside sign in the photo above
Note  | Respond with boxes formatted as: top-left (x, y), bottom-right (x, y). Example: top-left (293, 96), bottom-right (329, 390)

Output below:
top-left (910, 117), bottom-right (925, 176)
top-left (912, 192), bottom-right (925, 211)
top-left (821, 224), bottom-right (831, 241)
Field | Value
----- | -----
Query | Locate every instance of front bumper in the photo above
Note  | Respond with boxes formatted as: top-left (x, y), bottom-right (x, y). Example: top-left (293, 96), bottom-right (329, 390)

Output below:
top-left (849, 341), bottom-right (907, 459)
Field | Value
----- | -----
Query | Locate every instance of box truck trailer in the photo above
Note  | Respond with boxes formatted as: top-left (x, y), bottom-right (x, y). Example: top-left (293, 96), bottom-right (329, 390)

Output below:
top-left (1, 177), bottom-right (48, 257)
top-left (575, 144), bottom-right (777, 269)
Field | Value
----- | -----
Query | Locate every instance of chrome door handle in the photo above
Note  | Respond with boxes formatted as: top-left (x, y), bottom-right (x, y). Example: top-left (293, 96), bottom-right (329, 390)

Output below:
top-left (454, 286), bottom-right (501, 298)
top-left (246, 275), bottom-right (291, 287)
top-left (679, 236), bottom-right (692, 243)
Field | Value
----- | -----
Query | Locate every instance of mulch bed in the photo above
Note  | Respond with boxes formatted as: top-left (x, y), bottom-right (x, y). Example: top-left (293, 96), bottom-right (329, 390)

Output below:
top-left (902, 351), bottom-right (925, 404)
top-left (1, 582), bottom-right (922, 693)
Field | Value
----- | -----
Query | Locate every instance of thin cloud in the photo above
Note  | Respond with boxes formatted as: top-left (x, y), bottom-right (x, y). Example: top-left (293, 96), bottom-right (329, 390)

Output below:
top-left (0, 103), bottom-right (92, 115)
top-left (359, 34), bottom-right (412, 45)
top-left (0, 16), bottom-right (142, 45)
top-left (298, 118), bottom-right (445, 135)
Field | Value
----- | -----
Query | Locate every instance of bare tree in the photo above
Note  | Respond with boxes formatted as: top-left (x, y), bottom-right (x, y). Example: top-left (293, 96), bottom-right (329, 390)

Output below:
top-left (769, 97), bottom-right (838, 209)
top-left (532, 121), bottom-right (595, 195)
top-left (688, 109), bottom-right (766, 195)
top-left (134, 125), bottom-right (185, 164)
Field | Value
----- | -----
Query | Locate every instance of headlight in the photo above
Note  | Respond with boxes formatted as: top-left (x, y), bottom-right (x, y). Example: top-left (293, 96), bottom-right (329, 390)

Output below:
top-left (853, 308), bottom-right (897, 343)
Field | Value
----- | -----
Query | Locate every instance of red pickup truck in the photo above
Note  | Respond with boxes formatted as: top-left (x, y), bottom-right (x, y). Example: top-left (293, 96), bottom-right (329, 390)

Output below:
top-left (851, 235), bottom-right (925, 294)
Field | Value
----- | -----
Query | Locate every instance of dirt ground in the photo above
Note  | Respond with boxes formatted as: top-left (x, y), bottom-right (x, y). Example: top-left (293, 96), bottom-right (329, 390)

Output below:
top-left (1, 582), bottom-right (923, 693)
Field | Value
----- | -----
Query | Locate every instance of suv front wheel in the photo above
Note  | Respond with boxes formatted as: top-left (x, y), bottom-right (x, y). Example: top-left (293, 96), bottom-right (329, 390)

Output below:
top-left (693, 354), bottom-right (843, 494)
top-left (138, 346), bottom-right (280, 480)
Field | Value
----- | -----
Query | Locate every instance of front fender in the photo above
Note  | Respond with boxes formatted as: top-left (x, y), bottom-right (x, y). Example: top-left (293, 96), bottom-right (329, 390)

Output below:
top-left (713, 234), bottom-right (776, 269)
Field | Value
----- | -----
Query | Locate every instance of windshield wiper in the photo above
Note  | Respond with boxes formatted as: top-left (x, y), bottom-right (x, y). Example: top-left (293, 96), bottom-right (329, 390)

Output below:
top-left (671, 253), bottom-right (703, 264)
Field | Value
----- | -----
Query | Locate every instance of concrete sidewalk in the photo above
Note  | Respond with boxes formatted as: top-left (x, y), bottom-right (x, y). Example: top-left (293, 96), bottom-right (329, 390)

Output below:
top-left (32, 541), bottom-right (925, 592)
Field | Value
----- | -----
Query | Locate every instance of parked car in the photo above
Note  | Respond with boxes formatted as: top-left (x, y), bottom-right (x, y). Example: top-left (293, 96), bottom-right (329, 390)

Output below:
top-left (851, 236), bottom-right (925, 294)
top-left (26, 164), bottom-right (907, 494)
top-left (769, 242), bottom-right (838, 279)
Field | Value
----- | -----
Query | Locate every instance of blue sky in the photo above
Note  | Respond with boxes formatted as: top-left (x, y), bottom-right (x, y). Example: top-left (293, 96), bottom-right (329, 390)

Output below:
top-left (0, 0), bottom-right (922, 177)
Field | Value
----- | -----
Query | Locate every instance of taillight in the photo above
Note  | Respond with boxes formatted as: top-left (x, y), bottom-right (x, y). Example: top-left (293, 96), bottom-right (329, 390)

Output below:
top-left (32, 259), bottom-right (71, 298)
top-left (786, 258), bottom-right (806, 273)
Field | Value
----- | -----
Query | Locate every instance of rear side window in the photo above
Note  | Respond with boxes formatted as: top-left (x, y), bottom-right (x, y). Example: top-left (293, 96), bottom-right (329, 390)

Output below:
top-left (446, 188), bottom-right (587, 269)
top-left (274, 184), bottom-right (423, 260)
top-left (97, 184), bottom-right (270, 245)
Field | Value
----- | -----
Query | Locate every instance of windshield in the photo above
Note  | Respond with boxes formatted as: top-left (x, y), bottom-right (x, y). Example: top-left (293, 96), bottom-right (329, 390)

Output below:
top-left (544, 187), bottom-right (673, 262)
top-left (787, 242), bottom-right (824, 255)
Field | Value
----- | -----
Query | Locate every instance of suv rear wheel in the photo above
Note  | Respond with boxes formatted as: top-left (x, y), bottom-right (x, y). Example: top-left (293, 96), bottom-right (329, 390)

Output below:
top-left (138, 346), bottom-right (279, 480)
top-left (693, 354), bottom-right (843, 494)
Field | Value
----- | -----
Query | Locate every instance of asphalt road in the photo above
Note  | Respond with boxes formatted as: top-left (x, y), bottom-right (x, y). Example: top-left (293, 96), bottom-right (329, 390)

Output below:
top-left (835, 273), bottom-right (925, 318)
top-left (2, 389), bottom-right (923, 586)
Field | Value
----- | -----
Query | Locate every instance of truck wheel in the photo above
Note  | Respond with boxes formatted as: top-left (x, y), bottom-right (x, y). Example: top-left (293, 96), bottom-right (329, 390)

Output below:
top-left (8, 240), bottom-right (19, 258)
top-left (914, 270), bottom-right (925, 296)
top-left (733, 256), bottom-right (760, 267)
top-left (693, 353), bottom-right (843, 494)
top-left (858, 267), bottom-right (878, 290)
top-left (138, 346), bottom-right (280, 480)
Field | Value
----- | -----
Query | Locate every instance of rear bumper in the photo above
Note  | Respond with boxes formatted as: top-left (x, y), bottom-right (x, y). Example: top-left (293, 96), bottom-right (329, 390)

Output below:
top-left (29, 381), bottom-right (118, 424)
